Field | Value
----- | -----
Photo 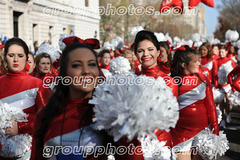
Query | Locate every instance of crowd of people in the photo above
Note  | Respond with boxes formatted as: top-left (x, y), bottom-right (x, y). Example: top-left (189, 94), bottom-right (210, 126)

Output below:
top-left (0, 29), bottom-right (239, 160)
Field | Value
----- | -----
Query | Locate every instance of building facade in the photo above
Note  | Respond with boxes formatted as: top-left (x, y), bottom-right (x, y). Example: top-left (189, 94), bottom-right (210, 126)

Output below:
top-left (0, 0), bottom-right (100, 51)
top-left (181, 0), bottom-right (207, 35)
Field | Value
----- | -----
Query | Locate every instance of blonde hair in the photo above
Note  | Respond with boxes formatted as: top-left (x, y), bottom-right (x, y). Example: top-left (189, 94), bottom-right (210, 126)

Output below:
top-left (123, 49), bottom-right (135, 71)
top-left (0, 49), bottom-right (7, 75)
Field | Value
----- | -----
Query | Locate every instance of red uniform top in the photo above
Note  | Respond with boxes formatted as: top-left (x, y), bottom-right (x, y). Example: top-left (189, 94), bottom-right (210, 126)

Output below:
top-left (199, 66), bottom-right (211, 83)
top-left (158, 62), bottom-right (171, 75)
top-left (100, 64), bottom-right (110, 70)
top-left (117, 65), bottom-right (178, 160)
top-left (217, 57), bottom-right (236, 89)
top-left (201, 56), bottom-right (218, 87)
top-left (171, 73), bottom-right (219, 147)
top-left (134, 59), bottom-right (141, 75)
top-left (212, 54), bottom-right (220, 60)
top-left (228, 65), bottom-right (240, 92)
top-left (0, 70), bottom-right (50, 135)
top-left (0, 70), bottom-right (50, 159)
top-left (30, 98), bottom-right (108, 160)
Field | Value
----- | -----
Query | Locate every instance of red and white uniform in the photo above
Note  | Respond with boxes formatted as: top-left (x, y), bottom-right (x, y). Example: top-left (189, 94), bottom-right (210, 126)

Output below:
top-left (201, 56), bottom-right (218, 86)
top-left (134, 59), bottom-right (141, 75)
top-left (0, 70), bottom-right (50, 159)
top-left (30, 98), bottom-right (107, 160)
top-left (158, 62), bottom-right (171, 75)
top-left (228, 65), bottom-right (240, 92)
top-left (171, 73), bottom-right (219, 147)
top-left (99, 64), bottom-right (110, 71)
top-left (217, 57), bottom-right (236, 91)
top-left (199, 66), bottom-right (211, 83)
top-left (0, 70), bottom-right (49, 135)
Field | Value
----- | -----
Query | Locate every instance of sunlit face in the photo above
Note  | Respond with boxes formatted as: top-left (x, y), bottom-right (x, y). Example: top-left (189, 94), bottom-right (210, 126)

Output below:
top-left (219, 49), bottom-right (227, 58)
top-left (101, 53), bottom-right (111, 66)
top-left (212, 46), bottom-right (219, 56)
top-left (67, 48), bottom-right (100, 98)
top-left (199, 46), bottom-right (208, 57)
top-left (38, 57), bottom-right (51, 74)
top-left (160, 46), bottom-right (168, 63)
top-left (136, 40), bottom-right (160, 69)
top-left (6, 44), bottom-right (27, 73)
top-left (126, 53), bottom-right (133, 63)
top-left (183, 54), bottom-right (200, 74)
top-left (230, 46), bottom-right (235, 53)
top-left (27, 54), bottom-right (35, 74)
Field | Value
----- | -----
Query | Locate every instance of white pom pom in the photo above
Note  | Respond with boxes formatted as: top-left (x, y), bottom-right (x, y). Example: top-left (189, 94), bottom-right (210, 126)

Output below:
top-left (192, 33), bottom-right (200, 42)
top-left (115, 36), bottom-right (124, 49)
top-left (218, 61), bottom-right (234, 85)
top-left (58, 34), bottom-right (71, 51)
top-left (110, 57), bottom-right (131, 76)
top-left (0, 102), bottom-right (32, 158)
top-left (201, 34), bottom-right (208, 43)
top-left (90, 75), bottom-right (179, 142)
top-left (131, 26), bottom-right (144, 39)
top-left (225, 30), bottom-right (239, 42)
top-left (212, 88), bottom-right (224, 104)
top-left (212, 39), bottom-right (220, 45)
top-left (101, 69), bottom-right (112, 80)
top-left (103, 42), bottom-right (112, 50)
top-left (36, 42), bottom-right (60, 62)
top-left (193, 128), bottom-right (229, 160)
top-left (165, 33), bottom-right (172, 44)
top-left (154, 32), bottom-right (166, 42)
top-left (183, 40), bottom-right (193, 47)
top-left (194, 41), bottom-right (203, 48)
top-left (228, 90), bottom-right (240, 107)
top-left (207, 34), bottom-right (215, 44)
top-left (141, 136), bottom-right (171, 160)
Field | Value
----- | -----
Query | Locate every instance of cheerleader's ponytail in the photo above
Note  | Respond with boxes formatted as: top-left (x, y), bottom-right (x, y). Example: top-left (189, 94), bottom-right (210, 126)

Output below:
top-left (170, 46), bottom-right (198, 86)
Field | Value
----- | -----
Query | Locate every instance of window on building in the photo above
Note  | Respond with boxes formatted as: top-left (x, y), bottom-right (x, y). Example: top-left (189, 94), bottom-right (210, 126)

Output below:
top-left (13, 11), bottom-right (23, 37)
top-left (49, 26), bottom-right (53, 44)
top-left (85, 0), bottom-right (89, 7)
top-left (15, 0), bottom-right (30, 3)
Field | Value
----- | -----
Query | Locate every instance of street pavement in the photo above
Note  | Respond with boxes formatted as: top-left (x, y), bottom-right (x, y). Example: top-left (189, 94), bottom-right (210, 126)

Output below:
top-left (218, 107), bottom-right (240, 160)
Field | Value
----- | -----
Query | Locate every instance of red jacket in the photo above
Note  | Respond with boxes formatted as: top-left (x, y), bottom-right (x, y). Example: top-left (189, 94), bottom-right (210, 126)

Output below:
top-left (171, 73), bottom-right (219, 147)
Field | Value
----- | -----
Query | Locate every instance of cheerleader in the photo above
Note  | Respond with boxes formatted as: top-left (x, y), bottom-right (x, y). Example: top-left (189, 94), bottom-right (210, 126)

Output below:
top-left (0, 38), bottom-right (50, 159)
top-left (228, 65), bottom-right (240, 92)
top-left (134, 31), bottom-right (178, 97)
top-left (117, 30), bottom-right (177, 160)
top-left (30, 38), bottom-right (111, 160)
top-left (199, 42), bottom-right (218, 86)
top-left (227, 45), bottom-right (238, 64)
top-left (99, 49), bottom-right (111, 70)
top-left (123, 49), bottom-right (135, 71)
top-left (171, 46), bottom-right (219, 160)
top-left (27, 52), bottom-right (36, 75)
top-left (0, 45), bottom-right (7, 76)
top-left (212, 45), bottom-right (220, 60)
top-left (158, 41), bottom-right (172, 75)
top-left (217, 45), bottom-right (236, 125)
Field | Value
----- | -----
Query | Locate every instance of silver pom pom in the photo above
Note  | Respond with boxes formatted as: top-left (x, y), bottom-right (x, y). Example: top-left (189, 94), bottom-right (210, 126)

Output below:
top-left (193, 128), bottom-right (229, 160)
top-left (228, 90), bottom-right (240, 107)
top-left (110, 57), bottom-right (132, 76)
top-left (0, 102), bottom-right (32, 158)
top-left (218, 61), bottom-right (234, 85)
top-left (90, 75), bottom-right (179, 142)
top-left (36, 42), bottom-right (61, 62)
top-left (140, 136), bottom-right (171, 160)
